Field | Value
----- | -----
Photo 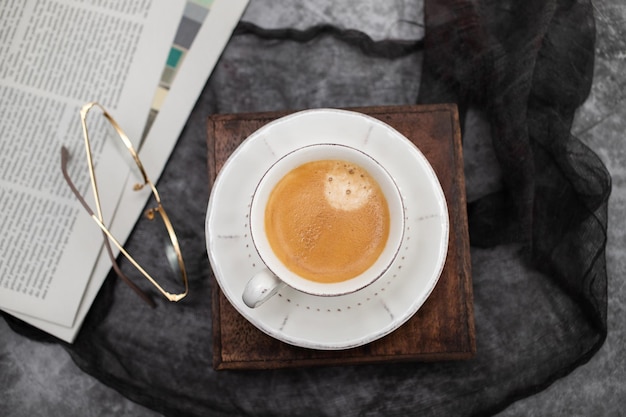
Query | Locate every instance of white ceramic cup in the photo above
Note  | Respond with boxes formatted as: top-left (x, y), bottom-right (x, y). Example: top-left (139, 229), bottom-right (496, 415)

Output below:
top-left (242, 143), bottom-right (405, 308)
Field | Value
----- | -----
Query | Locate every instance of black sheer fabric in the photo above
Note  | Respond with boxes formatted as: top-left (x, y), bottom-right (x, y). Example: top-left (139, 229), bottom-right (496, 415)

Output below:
top-left (418, 0), bottom-right (608, 331)
top-left (3, 0), bottom-right (610, 416)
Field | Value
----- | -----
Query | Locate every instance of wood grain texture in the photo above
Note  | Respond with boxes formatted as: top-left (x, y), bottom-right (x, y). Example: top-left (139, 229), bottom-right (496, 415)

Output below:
top-left (207, 104), bottom-right (475, 370)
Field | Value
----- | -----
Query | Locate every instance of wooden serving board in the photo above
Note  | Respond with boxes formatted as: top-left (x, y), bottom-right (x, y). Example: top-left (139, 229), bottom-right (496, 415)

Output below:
top-left (207, 104), bottom-right (475, 370)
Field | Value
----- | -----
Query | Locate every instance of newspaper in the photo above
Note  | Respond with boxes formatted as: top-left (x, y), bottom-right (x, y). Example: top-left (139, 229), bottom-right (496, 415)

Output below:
top-left (0, 0), bottom-right (249, 342)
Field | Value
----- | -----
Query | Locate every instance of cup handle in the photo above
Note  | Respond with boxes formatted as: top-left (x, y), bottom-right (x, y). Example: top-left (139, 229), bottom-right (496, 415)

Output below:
top-left (242, 269), bottom-right (286, 308)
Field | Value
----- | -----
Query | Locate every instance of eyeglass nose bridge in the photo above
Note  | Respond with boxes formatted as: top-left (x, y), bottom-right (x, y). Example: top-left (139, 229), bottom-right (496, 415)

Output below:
top-left (144, 206), bottom-right (160, 220)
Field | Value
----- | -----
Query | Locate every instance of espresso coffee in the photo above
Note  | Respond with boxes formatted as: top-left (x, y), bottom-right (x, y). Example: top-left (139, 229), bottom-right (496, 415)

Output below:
top-left (264, 159), bottom-right (390, 283)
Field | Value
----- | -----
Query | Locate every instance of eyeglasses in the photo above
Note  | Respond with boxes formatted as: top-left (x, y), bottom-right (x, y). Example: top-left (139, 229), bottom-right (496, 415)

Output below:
top-left (61, 102), bottom-right (188, 306)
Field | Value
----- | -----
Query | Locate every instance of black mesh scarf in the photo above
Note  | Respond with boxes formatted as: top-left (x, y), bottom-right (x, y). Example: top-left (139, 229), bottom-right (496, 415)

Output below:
top-left (3, 0), bottom-right (610, 416)
top-left (419, 0), bottom-right (608, 329)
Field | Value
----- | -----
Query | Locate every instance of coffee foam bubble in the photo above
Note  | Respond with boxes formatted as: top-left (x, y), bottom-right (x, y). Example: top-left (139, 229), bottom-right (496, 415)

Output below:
top-left (324, 163), bottom-right (373, 211)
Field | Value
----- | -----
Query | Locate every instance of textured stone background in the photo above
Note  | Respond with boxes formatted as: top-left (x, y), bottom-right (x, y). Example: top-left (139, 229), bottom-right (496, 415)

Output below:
top-left (1, 1), bottom-right (624, 415)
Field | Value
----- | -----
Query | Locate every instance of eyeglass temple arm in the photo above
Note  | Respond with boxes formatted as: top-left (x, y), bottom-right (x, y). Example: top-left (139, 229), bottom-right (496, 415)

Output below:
top-left (60, 147), bottom-right (156, 308)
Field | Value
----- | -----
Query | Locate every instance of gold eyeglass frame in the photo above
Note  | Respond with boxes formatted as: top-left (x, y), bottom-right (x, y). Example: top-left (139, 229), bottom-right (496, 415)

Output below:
top-left (61, 102), bottom-right (188, 304)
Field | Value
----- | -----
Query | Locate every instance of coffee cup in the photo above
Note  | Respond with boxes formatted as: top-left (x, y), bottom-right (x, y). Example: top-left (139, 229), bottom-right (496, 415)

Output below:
top-left (242, 143), bottom-right (405, 308)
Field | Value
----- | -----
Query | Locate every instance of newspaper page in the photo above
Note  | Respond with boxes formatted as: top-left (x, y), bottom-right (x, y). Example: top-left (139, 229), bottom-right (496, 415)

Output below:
top-left (1, 0), bottom-right (250, 342)
top-left (0, 0), bottom-right (186, 332)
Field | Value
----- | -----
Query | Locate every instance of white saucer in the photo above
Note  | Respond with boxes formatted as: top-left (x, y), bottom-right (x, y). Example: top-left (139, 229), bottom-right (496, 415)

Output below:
top-left (205, 108), bottom-right (449, 350)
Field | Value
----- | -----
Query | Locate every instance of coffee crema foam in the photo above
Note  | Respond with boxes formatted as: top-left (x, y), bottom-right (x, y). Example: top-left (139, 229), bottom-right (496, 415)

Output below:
top-left (264, 159), bottom-right (390, 283)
